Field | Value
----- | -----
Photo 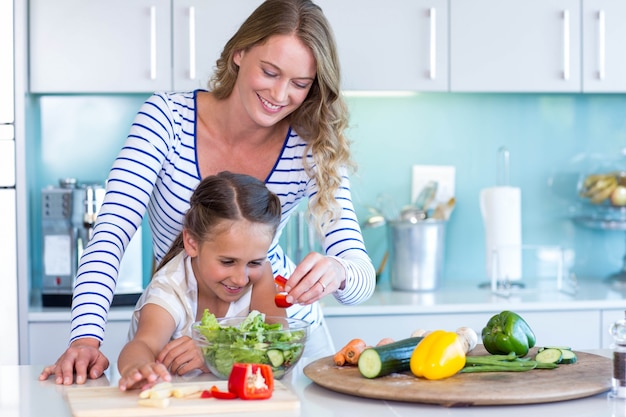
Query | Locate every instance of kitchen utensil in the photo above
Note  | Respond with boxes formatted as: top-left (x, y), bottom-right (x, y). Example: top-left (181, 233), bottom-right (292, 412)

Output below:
top-left (361, 214), bottom-right (386, 229)
top-left (304, 345), bottom-right (611, 406)
top-left (388, 219), bottom-right (446, 291)
top-left (375, 251), bottom-right (389, 279)
top-left (65, 380), bottom-right (300, 417)
top-left (431, 197), bottom-right (456, 220)
top-left (412, 180), bottom-right (438, 211)
top-left (399, 205), bottom-right (427, 223)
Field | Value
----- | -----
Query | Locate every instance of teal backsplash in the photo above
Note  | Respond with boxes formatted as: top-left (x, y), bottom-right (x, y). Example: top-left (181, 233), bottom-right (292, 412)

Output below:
top-left (28, 93), bottom-right (626, 292)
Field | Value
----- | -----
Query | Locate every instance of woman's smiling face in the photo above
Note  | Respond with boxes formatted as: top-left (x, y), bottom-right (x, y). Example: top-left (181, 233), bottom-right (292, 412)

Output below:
top-left (233, 34), bottom-right (316, 127)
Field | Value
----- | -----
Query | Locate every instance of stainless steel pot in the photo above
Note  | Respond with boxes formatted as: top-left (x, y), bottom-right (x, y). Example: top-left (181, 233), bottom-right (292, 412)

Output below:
top-left (388, 219), bottom-right (446, 291)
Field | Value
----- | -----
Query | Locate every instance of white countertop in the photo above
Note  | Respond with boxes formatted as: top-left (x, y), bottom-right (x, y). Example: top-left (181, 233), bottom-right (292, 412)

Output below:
top-left (29, 277), bottom-right (626, 323)
top-left (321, 277), bottom-right (626, 316)
top-left (3, 350), bottom-right (626, 417)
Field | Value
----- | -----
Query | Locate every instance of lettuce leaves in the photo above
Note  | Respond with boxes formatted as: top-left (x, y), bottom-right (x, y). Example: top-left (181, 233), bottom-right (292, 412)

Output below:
top-left (194, 309), bottom-right (306, 379)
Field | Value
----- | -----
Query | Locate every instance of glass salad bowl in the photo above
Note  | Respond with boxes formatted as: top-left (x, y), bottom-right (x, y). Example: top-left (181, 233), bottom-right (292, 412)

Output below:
top-left (192, 311), bottom-right (310, 380)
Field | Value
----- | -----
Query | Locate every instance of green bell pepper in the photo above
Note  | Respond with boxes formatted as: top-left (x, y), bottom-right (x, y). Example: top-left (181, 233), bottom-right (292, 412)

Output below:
top-left (481, 311), bottom-right (536, 356)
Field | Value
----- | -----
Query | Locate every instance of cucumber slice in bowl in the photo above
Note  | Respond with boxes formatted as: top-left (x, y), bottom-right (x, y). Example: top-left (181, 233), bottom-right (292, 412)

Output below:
top-left (267, 349), bottom-right (285, 367)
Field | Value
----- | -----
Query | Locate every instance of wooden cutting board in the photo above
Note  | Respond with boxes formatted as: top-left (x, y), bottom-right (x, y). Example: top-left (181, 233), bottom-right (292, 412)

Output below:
top-left (65, 380), bottom-right (299, 417)
top-left (303, 346), bottom-right (612, 407)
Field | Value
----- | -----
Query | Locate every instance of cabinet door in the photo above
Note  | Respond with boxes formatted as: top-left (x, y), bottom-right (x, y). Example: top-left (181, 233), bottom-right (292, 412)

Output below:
top-left (316, 0), bottom-right (448, 92)
top-left (173, 0), bottom-right (263, 92)
top-left (582, 1), bottom-right (626, 92)
top-left (28, 320), bottom-right (130, 366)
top-left (450, 0), bottom-right (581, 92)
top-left (29, 0), bottom-right (172, 93)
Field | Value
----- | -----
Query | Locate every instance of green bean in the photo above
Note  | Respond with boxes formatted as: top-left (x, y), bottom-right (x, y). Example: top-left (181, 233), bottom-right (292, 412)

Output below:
top-left (461, 364), bottom-right (537, 373)
top-left (461, 355), bottom-right (558, 373)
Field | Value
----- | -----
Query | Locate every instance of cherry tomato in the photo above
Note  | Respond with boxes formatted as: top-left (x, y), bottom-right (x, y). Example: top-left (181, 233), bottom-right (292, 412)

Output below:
top-left (274, 293), bottom-right (293, 308)
top-left (274, 275), bottom-right (288, 290)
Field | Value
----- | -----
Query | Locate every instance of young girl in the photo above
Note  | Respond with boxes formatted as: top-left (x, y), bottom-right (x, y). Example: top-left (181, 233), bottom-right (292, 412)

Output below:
top-left (117, 171), bottom-right (284, 391)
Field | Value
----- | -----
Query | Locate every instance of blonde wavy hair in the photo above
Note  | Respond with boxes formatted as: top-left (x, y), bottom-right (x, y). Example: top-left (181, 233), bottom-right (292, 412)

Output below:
top-left (208, 0), bottom-right (355, 235)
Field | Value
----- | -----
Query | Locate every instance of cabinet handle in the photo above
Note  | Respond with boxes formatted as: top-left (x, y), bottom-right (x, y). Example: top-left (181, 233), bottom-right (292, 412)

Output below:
top-left (150, 5), bottom-right (157, 80)
top-left (189, 6), bottom-right (196, 80)
top-left (562, 9), bottom-right (570, 81)
top-left (429, 8), bottom-right (436, 80)
top-left (598, 10), bottom-right (606, 80)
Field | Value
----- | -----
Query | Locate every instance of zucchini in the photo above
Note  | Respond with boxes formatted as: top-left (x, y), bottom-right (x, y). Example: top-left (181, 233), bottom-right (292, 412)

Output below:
top-left (535, 348), bottom-right (562, 364)
top-left (538, 345), bottom-right (571, 352)
top-left (357, 336), bottom-right (423, 379)
top-left (559, 349), bottom-right (578, 364)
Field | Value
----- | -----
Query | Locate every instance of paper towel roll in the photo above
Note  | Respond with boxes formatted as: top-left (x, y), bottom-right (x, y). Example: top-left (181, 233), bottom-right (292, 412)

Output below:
top-left (480, 186), bottom-right (522, 281)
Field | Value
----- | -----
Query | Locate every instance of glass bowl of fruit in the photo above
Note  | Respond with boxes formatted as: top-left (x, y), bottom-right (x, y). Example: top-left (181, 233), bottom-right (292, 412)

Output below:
top-left (579, 171), bottom-right (626, 207)
top-left (575, 149), bottom-right (626, 226)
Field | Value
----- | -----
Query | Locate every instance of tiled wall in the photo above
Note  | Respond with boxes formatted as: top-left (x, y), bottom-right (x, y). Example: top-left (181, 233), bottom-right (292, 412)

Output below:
top-left (28, 93), bottom-right (626, 290)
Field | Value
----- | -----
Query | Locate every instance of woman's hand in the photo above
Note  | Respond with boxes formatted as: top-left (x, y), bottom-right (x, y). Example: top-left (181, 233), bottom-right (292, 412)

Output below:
top-left (118, 362), bottom-right (171, 392)
top-left (38, 338), bottom-right (110, 385)
top-left (284, 252), bottom-right (346, 305)
top-left (156, 336), bottom-right (209, 375)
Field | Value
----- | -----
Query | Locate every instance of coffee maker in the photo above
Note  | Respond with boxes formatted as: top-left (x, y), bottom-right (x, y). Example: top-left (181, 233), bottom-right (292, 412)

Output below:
top-left (41, 178), bottom-right (144, 307)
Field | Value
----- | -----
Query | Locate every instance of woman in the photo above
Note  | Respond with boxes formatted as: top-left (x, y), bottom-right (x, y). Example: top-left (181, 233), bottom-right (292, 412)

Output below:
top-left (40, 0), bottom-right (375, 385)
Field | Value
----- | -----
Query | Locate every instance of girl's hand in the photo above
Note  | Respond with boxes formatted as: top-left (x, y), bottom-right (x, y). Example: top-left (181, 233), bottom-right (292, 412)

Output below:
top-left (284, 252), bottom-right (346, 305)
top-left (156, 336), bottom-right (209, 375)
top-left (118, 362), bottom-right (171, 391)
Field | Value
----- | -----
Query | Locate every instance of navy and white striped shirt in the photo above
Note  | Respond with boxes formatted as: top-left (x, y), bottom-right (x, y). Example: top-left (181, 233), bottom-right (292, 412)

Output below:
top-left (70, 90), bottom-right (375, 344)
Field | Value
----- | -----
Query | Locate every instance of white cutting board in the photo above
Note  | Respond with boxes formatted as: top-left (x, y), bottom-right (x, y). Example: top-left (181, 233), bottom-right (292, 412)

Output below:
top-left (65, 380), bottom-right (300, 417)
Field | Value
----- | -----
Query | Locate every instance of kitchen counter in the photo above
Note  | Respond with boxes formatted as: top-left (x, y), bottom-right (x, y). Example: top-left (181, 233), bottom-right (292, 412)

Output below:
top-left (30, 277), bottom-right (626, 320)
top-left (25, 277), bottom-right (626, 366)
top-left (3, 350), bottom-right (626, 417)
top-left (320, 277), bottom-right (626, 351)
top-left (321, 277), bottom-right (626, 314)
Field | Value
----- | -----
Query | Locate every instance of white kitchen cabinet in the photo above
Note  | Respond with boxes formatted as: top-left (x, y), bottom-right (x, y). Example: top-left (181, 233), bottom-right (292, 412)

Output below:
top-left (582, 1), bottom-right (626, 92)
top-left (29, 0), bottom-right (172, 93)
top-left (172, 0), bottom-right (263, 91)
top-left (315, 0), bottom-right (448, 92)
top-left (28, 318), bottom-right (131, 366)
top-left (450, 0), bottom-right (581, 92)
top-left (326, 310), bottom-right (601, 352)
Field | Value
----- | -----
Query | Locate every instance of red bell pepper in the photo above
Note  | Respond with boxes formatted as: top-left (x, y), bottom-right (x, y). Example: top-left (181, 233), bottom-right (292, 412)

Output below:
top-left (210, 385), bottom-right (237, 400)
top-left (227, 363), bottom-right (274, 400)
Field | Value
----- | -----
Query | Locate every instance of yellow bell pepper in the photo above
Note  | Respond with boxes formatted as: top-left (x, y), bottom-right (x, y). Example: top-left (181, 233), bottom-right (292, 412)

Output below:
top-left (410, 330), bottom-right (466, 380)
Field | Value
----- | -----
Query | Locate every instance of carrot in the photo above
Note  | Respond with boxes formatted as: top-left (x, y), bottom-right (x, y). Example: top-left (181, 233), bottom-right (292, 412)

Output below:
top-left (344, 339), bottom-right (367, 365)
top-left (376, 337), bottom-right (395, 346)
top-left (333, 351), bottom-right (346, 366)
top-left (334, 338), bottom-right (366, 366)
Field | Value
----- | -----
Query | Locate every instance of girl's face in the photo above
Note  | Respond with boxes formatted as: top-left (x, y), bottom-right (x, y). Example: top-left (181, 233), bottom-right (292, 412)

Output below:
top-left (233, 34), bottom-right (316, 127)
top-left (183, 220), bottom-right (275, 303)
